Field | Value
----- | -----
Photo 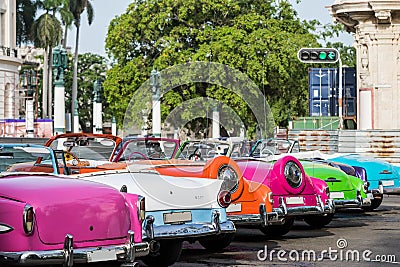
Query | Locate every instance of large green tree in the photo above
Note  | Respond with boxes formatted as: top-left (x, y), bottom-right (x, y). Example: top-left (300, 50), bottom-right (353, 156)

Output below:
top-left (104, 0), bottom-right (321, 137)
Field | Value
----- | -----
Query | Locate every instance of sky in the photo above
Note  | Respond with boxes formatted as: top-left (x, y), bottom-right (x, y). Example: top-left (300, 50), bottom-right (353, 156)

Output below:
top-left (68, 0), bottom-right (354, 58)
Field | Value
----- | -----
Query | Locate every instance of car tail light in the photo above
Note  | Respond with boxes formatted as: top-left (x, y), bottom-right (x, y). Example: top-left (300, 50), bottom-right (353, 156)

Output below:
top-left (23, 205), bottom-right (34, 235)
top-left (268, 191), bottom-right (274, 205)
top-left (218, 164), bottom-right (239, 193)
top-left (218, 190), bottom-right (232, 208)
top-left (137, 196), bottom-right (146, 222)
top-left (284, 161), bottom-right (302, 188)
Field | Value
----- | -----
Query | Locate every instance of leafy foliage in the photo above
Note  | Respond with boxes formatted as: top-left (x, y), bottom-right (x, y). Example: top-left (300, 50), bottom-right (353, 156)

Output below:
top-left (105, 0), bottom-right (324, 137)
top-left (64, 53), bottom-right (110, 132)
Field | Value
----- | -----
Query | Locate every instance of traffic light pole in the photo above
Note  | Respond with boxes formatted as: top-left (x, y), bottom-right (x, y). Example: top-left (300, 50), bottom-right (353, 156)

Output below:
top-left (297, 47), bottom-right (342, 129)
top-left (338, 57), bottom-right (343, 130)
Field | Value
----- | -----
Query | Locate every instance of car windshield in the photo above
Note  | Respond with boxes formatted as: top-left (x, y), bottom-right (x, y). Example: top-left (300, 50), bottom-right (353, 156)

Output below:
top-left (176, 140), bottom-right (232, 161)
top-left (49, 137), bottom-right (116, 161)
top-left (0, 145), bottom-right (55, 173)
top-left (251, 139), bottom-right (295, 157)
top-left (119, 139), bottom-right (178, 161)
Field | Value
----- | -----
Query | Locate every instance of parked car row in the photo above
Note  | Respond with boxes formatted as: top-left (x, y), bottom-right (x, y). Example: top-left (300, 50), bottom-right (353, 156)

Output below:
top-left (1, 133), bottom-right (398, 266)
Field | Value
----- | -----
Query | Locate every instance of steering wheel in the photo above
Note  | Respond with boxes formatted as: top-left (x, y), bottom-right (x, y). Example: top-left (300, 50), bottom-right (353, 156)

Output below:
top-left (64, 151), bottom-right (82, 166)
top-left (260, 148), bottom-right (275, 157)
top-left (128, 152), bottom-right (149, 161)
top-left (189, 153), bottom-right (203, 161)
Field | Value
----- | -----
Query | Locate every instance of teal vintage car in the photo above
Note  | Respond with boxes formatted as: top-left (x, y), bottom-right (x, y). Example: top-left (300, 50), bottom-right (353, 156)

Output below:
top-left (250, 139), bottom-right (373, 209)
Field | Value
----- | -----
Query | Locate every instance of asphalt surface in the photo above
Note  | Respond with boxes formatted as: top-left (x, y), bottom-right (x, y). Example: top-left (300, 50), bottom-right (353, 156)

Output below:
top-left (42, 195), bottom-right (400, 267)
top-left (170, 195), bottom-right (400, 267)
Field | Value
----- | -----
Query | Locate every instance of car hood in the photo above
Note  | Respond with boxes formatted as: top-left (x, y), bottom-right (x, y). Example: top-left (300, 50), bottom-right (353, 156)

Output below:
top-left (301, 161), bottom-right (354, 191)
top-left (79, 169), bottom-right (224, 211)
top-left (0, 175), bottom-right (130, 245)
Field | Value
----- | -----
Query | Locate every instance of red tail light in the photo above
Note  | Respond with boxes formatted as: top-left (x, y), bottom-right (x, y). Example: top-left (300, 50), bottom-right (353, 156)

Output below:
top-left (137, 196), bottom-right (146, 222)
top-left (23, 205), bottom-right (34, 235)
top-left (218, 191), bottom-right (232, 208)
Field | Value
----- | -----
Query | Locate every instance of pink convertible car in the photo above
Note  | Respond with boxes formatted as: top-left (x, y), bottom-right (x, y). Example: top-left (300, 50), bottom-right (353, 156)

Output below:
top-left (0, 144), bottom-right (150, 266)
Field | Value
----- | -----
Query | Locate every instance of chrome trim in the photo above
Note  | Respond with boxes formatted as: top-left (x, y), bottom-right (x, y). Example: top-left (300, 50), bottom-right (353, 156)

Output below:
top-left (151, 220), bottom-right (235, 240)
top-left (279, 197), bottom-right (288, 215)
top-left (0, 233), bottom-right (149, 266)
top-left (126, 230), bottom-right (135, 264)
top-left (212, 210), bottom-right (221, 234)
top-left (23, 204), bottom-right (34, 235)
top-left (272, 197), bottom-right (335, 217)
top-left (228, 211), bottom-right (282, 226)
top-left (0, 223), bottom-right (14, 234)
top-left (63, 234), bottom-right (73, 267)
top-left (378, 181), bottom-right (384, 194)
top-left (382, 187), bottom-right (400, 194)
top-left (259, 204), bottom-right (267, 226)
top-left (143, 215), bottom-right (155, 240)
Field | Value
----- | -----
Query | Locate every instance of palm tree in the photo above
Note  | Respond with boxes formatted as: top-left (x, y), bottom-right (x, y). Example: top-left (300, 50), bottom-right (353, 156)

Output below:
top-left (69, 0), bottom-right (94, 132)
top-left (31, 11), bottom-right (62, 118)
top-left (16, 0), bottom-right (38, 46)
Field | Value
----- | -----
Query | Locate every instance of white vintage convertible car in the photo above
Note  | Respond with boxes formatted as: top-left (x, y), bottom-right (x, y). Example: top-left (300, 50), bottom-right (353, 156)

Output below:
top-left (77, 165), bottom-right (236, 267)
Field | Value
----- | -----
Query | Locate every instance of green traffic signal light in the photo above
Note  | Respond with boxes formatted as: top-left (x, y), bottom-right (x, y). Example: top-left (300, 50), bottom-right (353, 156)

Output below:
top-left (319, 52), bottom-right (327, 60)
top-left (297, 48), bottom-right (339, 63)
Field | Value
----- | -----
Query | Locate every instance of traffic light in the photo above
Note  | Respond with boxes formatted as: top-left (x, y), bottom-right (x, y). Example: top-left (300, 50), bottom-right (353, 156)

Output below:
top-left (297, 48), bottom-right (339, 63)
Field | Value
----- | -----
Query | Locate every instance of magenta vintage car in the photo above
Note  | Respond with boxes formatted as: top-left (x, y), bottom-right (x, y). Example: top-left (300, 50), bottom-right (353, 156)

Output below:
top-left (0, 144), bottom-right (150, 266)
top-left (234, 155), bottom-right (335, 232)
top-left (177, 139), bottom-right (335, 235)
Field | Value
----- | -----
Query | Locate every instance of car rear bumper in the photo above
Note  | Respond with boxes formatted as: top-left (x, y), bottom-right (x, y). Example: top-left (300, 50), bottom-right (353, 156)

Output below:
top-left (151, 210), bottom-right (236, 240)
top-left (273, 196), bottom-right (335, 218)
top-left (334, 190), bottom-right (372, 208)
top-left (227, 204), bottom-right (281, 226)
top-left (0, 231), bottom-right (149, 266)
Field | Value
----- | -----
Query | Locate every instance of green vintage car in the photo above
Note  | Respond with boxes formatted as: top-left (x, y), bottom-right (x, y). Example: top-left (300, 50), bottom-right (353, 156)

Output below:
top-left (293, 160), bottom-right (372, 209)
top-left (248, 138), bottom-right (373, 210)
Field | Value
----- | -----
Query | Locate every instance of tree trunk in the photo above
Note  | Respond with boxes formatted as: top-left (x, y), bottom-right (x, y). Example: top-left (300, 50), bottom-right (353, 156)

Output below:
top-left (63, 25), bottom-right (68, 49)
top-left (71, 19), bottom-right (80, 132)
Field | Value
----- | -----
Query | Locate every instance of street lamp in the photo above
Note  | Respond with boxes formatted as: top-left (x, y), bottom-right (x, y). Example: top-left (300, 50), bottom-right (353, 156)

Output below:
top-left (21, 69), bottom-right (36, 137)
top-left (150, 69), bottom-right (161, 137)
top-left (52, 46), bottom-right (68, 134)
top-left (93, 79), bottom-right (103, 134)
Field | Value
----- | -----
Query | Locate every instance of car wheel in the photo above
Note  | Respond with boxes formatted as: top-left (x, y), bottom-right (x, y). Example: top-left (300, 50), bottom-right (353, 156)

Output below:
top-left (259, 217), bottom-right (294, 238)
top-left (362, 194), bottom-right (383, 211)
top-left (141, 240), bottom-right (183, 267)
top-left (199, 233), bottom-right (235, 251)
top-left (304, 213), bottom-right (334, 228)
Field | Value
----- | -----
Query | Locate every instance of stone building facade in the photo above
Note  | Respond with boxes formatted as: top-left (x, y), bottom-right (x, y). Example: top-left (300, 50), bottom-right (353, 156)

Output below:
top-left (329, 0), bottom-right (400, 129)
top-left (0, 0), bottom-right (22, 122)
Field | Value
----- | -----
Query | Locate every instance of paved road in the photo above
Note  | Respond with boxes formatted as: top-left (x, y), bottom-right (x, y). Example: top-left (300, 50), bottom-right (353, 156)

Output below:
top-left (62, 195), bottom-right (400, 267)
top-left (170, 195), bottom-right (400, 267)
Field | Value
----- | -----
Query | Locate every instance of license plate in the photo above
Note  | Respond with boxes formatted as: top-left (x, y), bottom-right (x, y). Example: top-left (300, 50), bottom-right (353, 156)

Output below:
top-left (382, 180), bottom-right (395, 186)
top-left (163, 211), bottom-right (192, 224)
top-left (285, 196), bottom-right (304, 205)
top-left (330, 192), bottom-right (345, 199)
top-left (87, 248), bottom-right (117, 263)
top-left (226, 203), bottom-right (242, 213)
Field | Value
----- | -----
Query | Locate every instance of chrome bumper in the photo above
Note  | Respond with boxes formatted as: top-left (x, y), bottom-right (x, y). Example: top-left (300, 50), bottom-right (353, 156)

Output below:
top-left (227, 204), bottom-right (282, 226)
top-left (382, 187), bottom-right (400, 195)
top-left (273, 196), bottom-right (335, 218)
top-left (334, 191), bottom-right (371, 208)
top-left (0, 231), bottom-right (149, 266)
top-left (151, 210), bottom-right (236, 240)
